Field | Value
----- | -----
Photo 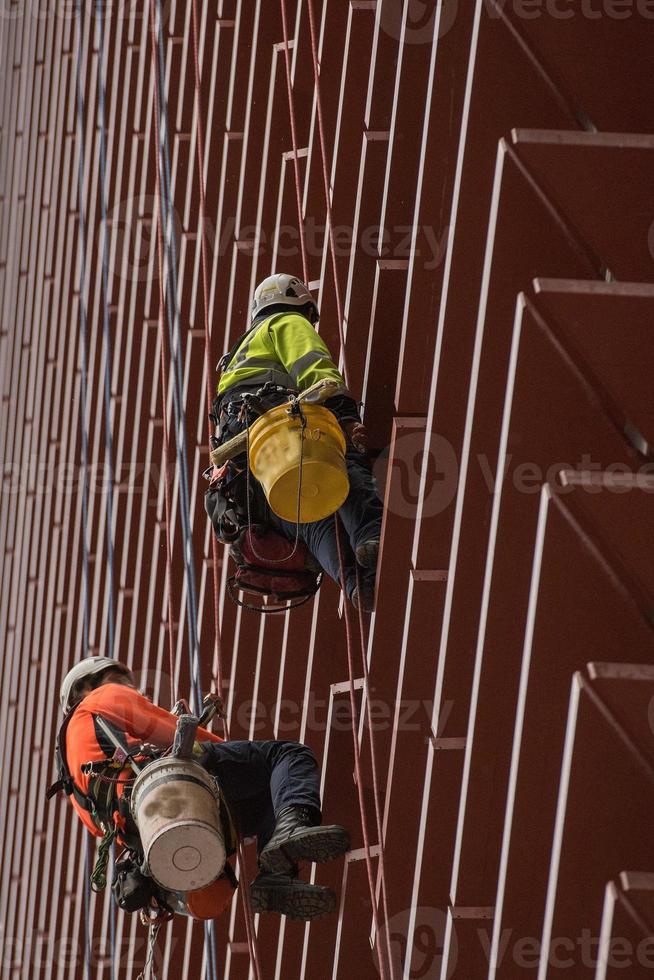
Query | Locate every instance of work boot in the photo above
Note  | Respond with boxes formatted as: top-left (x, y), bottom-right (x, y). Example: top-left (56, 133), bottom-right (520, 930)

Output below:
top-left (355, 539), bottom-right (379, 569)
top-left (249, 872), bottom-right (337, 920)
top-left (259, 806), bottom-right (350, 875)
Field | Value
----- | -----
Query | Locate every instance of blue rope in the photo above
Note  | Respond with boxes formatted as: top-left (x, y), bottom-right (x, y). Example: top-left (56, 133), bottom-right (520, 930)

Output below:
top-left (151, 8), bottom-right (217, 978)
top-left (95, 4), bottom-right (118, 974)
top-left (205, 921), bottom-right (219, 980)
top-left (95, 0), bottom-right (116, 661)
top-left (153, 0), bottom-right (202, 712)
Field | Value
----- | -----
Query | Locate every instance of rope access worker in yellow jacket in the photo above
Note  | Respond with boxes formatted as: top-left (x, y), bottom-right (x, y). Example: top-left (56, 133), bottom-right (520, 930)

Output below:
top-left (206, 273), bottom-right (383, 610)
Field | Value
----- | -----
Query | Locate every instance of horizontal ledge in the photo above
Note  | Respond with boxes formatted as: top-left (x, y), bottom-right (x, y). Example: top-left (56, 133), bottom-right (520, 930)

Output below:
top-left (588, 662), bottom-right (654, 682)
top-left (450, 906), bottom-right (495, 920)
top-left (431, 736), bottom-right (466, 751)
top-left (331, 678), bottom-right (364, 695)
top-left (412, 569), bottom-right (448, 582)
top-left (620, 872), bottom-right (654, 892)
top-left (283, 147), bottom-right (308, 161)
top-left (512, 128), bottom-right (654, 149)
top-left (559, 470), bottom-right (654, 491)
top-left (347, 844), bottom-right (381, 863)
top-left (534, 278), bottom-right (654, 297)
top-left (228, 943), bottom-right (250, 954)
top-left (377, 259), bottom-right (409, 270)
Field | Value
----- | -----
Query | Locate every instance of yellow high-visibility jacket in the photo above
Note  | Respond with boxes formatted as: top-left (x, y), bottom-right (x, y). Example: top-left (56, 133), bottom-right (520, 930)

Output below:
top-left (217, 312), bottom-right (347, 398)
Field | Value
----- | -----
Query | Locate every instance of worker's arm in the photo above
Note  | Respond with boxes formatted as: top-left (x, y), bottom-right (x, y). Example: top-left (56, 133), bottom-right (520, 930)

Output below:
top-left (84, 684), bottom-right (223, 748)
top-left (268, 313), bottom-right (361, 423)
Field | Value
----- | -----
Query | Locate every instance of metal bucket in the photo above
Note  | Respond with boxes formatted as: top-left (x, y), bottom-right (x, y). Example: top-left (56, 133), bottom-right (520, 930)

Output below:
top-left (131, 758), bottom-right (226, 892)
top-left (248, 403), bottom-right (349, 522)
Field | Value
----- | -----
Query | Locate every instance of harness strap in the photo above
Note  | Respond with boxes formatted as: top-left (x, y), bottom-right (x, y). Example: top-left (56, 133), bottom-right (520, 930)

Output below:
top-left (46, 705), bottom-right (142, 831)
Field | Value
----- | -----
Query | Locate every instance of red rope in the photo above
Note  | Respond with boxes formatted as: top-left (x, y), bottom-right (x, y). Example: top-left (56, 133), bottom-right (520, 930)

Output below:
top-left (334, 517), bottom-right (389, 980)
top-left (305, 0), bottom-right (350, 388)
top-left (189, 6), bottom-right (264, 978)
top-left (355, 565), bottom-right (395, 976)
top-left (148, 0), bottom-right (176, 709)
top-left (279, 0), bottom-right (309, 285)
top-left (282, 9), bottom-right (391, 971)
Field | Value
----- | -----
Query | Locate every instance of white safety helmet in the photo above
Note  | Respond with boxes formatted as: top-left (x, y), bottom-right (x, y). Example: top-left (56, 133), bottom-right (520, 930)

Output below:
top-left (59, 657), bottom-right (131, 714)
top-left (251, 273), bottom-right (319, 324)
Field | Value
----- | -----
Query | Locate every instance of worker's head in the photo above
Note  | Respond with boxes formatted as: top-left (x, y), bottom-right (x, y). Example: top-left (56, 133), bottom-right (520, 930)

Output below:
top-left (59, 657), bottom-right (135, 714)
top-left (251, 273), bottom-right (319, 326)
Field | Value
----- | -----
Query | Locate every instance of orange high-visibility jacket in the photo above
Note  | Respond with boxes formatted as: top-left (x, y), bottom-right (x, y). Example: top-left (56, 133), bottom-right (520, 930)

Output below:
top-left (66, 683), bottom-right (223, 837)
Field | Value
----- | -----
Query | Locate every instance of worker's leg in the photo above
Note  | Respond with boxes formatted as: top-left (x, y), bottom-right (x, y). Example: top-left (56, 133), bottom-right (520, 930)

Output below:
top-left (201, 739), bottom-right (341, 920)
top-left (253, 740), bottom-right (322, 832)
top-left (200, 739), bottom-right (321, 852)
top-left (269, 449), bottom-right (381, 602)
top-left (338, 448), bottom-right (383, 554)
top-left (200, 740), bottom-right (276, 849)
top-left (269, 510), bottom-right (358, 600)
top-left (257, 744), bottom-right (350, 875)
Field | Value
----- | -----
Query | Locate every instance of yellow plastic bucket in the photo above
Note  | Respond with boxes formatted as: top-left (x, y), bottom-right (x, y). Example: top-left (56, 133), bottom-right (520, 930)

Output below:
top-left (248, 403), bottom-right (349, 523)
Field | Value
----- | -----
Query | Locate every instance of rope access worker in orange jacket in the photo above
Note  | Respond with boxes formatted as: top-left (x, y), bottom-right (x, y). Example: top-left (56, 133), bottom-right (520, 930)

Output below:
top-left (205, 273), bottom-right (383, 610)
top-left (49, 657), bottom-right (350, 921)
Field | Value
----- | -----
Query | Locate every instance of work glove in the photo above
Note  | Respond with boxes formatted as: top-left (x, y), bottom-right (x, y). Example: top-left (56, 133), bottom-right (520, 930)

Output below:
top-left (342, 420), bottom-right (369, 455)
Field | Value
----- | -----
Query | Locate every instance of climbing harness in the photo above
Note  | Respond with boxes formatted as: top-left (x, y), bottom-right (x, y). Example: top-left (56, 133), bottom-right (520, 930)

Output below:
top-left (46, 703), bottom-right (137, 834)
top-left (206, 377), bottom-right (350, 613)
top-left (227, 525), bottom-right (322, 614)
top-left (205, 385), bottom-right (323, 613)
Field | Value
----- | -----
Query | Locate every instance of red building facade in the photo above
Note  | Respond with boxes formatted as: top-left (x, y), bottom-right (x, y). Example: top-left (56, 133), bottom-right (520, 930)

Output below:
top-left (1, 1), bottom-right (653, 977)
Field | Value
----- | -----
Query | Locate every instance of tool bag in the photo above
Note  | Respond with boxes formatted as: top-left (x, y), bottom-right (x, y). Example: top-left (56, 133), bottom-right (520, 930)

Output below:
top-left (112, 851), bottom-right (163, 913)
top-left (205, 382), bottom-right (301, 542)
top-left (227, 525), bottom-right (322, 613)
top-left (204, 459), bottom-right (267, 544)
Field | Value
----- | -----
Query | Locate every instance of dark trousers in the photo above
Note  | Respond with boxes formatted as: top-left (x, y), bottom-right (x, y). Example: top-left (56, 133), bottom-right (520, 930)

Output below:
top-left (201, 740), bottom-right (321, 853)
top-left (269, 448), bottom-right (382, 600)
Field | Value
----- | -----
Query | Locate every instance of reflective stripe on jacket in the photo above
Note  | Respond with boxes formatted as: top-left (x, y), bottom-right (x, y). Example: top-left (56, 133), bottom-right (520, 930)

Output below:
top-left (66, 684), bottom-right (223, 838)
top-left (217, 312), bottom-right (348, 398)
